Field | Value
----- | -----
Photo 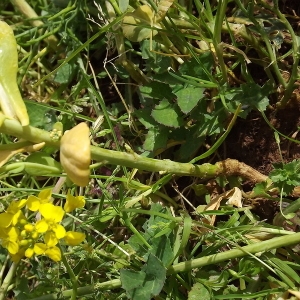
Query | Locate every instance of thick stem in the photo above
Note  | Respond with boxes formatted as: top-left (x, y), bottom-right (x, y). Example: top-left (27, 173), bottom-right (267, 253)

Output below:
top-left (167, 231), bottom-right (300, 274)
top-left (0, 262), bottom-right (18, 300)
top-left (0, 117), bottom-right (267, 183)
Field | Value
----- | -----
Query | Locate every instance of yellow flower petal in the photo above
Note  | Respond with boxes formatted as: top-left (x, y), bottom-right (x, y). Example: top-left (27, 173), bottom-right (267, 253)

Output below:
top-left (34, 243), bottom-right (47, 255)
top-left (40, 203), bottom-right (64, 222)
top-left (11, 210), bottom-right (26, 226)
top-left (53, 224), bottom-right (66, 239)
top-left (7, 199), bottom-right (27, 213)
top-left (64, 231), bottom-right (85, 246)
top-left (35, 219), bottom-right (48, 233)
top-left (0, 21), bottom-right (29, 126)
top-left (44, 231), bottom-right (58, 247)
top-left (45, 246), bottom-right (61, 262)
top-left (0, 212), bottom-right (13, 227)
top-left (25, 248), bottom-right (34, 258)
top-left (38, 188), bottom-right (52, 202)
top-left (27, 195), bottom-right (41, 211)
top-left (4, 240), bottom-right (19, 255)
top-left (64, 193), bottom-right (85, 213)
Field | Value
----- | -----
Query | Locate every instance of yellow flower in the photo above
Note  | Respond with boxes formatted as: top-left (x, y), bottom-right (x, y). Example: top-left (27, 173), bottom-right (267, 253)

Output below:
top-left (35, 203), bottom-right (66, 239)
top-left (1, 226), bottom-right (20, 255)
top-left (34, 243), bottom-right (61, 262)
top-left (0, 199), bottom-right (27, 227)
top-left (25, 247), bottom-right (34, 259)
top-left (27, 188), bottom-right (52, 211)
top-left (64, 192), bottom-right (85, 213)
top-left (64, 231), bottom-right (86, 246)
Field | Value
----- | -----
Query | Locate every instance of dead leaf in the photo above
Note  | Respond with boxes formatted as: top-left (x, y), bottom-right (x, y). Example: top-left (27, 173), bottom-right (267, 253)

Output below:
top-left (203, 187), bottom-right (243, 225)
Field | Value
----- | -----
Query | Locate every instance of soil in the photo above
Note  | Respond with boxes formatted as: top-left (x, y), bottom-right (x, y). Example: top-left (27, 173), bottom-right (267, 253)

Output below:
top-left (222, 100), bottom-right (300, 222)
top-left (225, 101), bottom-right (300, 175)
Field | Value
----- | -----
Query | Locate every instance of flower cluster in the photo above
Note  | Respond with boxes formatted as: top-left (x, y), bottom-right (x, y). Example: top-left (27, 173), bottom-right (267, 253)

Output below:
top-left (0, 189), bottom-right (85, 262)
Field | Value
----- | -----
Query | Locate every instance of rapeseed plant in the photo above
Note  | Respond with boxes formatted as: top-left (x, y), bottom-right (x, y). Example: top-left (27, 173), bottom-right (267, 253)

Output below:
top-left (0, 190), bottom-right (85, 262)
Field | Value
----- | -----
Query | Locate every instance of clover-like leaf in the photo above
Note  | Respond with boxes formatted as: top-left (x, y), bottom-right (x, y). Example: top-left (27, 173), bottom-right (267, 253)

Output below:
top-left (60, 122), bottom-right (90, 186)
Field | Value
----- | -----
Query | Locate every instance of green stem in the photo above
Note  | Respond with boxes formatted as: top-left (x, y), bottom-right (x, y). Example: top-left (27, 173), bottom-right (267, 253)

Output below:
top-left (0, 117), bottom-right (267, 183)
top-left (167, 231), bottom-right (300, 274)
top-left (0, 262), bottom-right (18, 300)
top-left (60, 247), bottom-right (78, 300)
top-left (213, 0), bottom-right (228, 84)
top-left (274, 3), bottom-right (300, 107)
top-left (31, 232), bottom-right (300, 299)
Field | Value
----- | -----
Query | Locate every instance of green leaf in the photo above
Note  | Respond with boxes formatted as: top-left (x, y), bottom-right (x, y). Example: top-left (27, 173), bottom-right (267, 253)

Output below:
top-left (175, 86), bottom-right (205, 114)
top-left (122, 5), bottom-right (158, 42)
top-left (53, 62), bottom-right (76, 84)
top-left (135, 108), bottom-right (156, 129)
top-left (25, 153), bottom-right (62, 175)
top-left (139, 81), bottom-right (174, 102)
top-left (233, 82), bottom-right (271, 111)
top-left (25, 101), bottom-right (57, 131)
top-left (179, 52), bottom-right (214, 81)
top-left (188, 282), bottom-right (210, 300)
top-left (151, 99), bottom-right (183, 128)
top-left (252, 181), bottom-right (271, 197)
top-left (119, 0), bottom-right (129, 12)
top-left (270, 160), bottom-right (300, 195)
top-left (143, 127), bottom-right (168, 152)
top-left (141, 40), bottom-right (172, 73)
top-left (120, 254), bottom-right (166, 300)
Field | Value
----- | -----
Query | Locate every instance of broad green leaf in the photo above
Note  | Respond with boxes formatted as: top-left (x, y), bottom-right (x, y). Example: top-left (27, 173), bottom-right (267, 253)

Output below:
top-left (135, 108), bottom-right (156, 129)
top-left (179, 52), bottom-right (214, 81)
top-left (139, 81), bottom-right (174, 102)
top-left (176, 86), bottom-right (205, 113)
top-left (53, 62), bottom-right (76, 84)
top-left (188, 282), bottom-right (210, 300)
top-left (149, 235), bottom-right (173, 266)
top-left (119, 0), bottom-right (129, 12)
top-left (143, 127), bottom-right (168, 152)
top-left (25, 152), bottom-right (62, 175)
top-left (25, 101), bottom-right (57, 131)
top-left (151, 99), bottom-right (183, 128)
top-left (141, 40), bottom-right (172, 73)
top-left (122, 5), bottom-right (158, 42)
top-left (233, 82), bottom-right (271, 111)
top-left (120, 254), bottom-right (166, 300)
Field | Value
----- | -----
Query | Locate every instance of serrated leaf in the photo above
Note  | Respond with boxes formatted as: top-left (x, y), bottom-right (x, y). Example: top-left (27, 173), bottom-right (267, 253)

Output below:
top-left (233, 82), bottom-right (271, 111)
top-left (151, 99), bottom-right (183, 128)
top-left (120, 254), bottom-right (166, 300)
top-left (175, 86), bottom-right (205, 114)
top-left (135, 108), bottom-right (156, 129)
